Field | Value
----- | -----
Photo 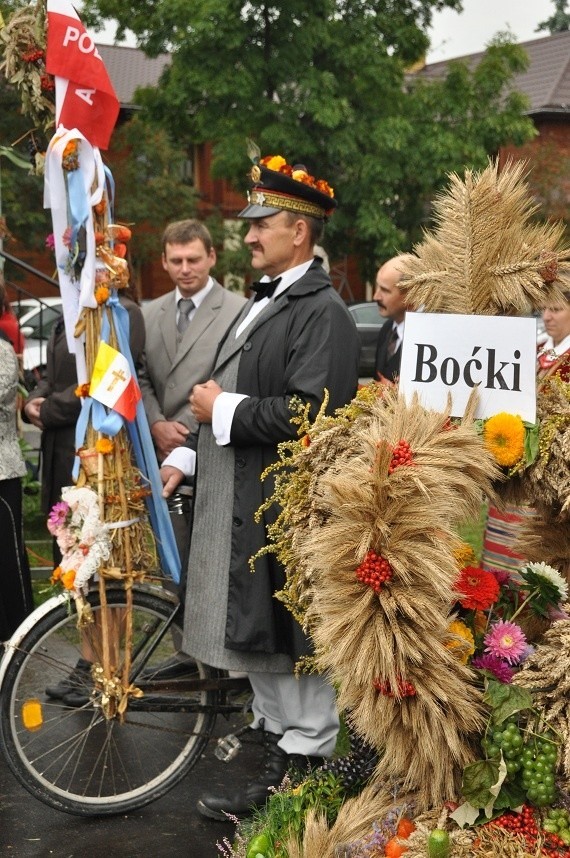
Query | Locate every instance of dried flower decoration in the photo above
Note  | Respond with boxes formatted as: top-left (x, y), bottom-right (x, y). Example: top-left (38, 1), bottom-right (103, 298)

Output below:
top-left (94, 285), bottom-right (110, 305)
top-left (259, 154), bottom-right (334, 199)
top-left (62, 139), bottom-right (80, 171)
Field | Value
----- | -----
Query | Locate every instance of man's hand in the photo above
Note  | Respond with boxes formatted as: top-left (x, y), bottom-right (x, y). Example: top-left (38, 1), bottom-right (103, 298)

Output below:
top-left (24, 397), bottom-right (45, 430)
top-left (189, 380), bottom-right (222, 424)
top-left (160, 465), bottom-right (185, 498)
top-left (151, 420), bottom-right (189, 461)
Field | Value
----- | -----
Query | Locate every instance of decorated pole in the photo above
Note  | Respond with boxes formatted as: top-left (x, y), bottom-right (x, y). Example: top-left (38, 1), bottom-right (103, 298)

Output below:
top-left (0, 0), bottom-right (181, 718)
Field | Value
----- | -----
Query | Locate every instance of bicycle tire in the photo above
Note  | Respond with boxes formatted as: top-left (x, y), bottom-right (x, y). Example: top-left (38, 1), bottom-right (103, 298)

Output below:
top-left (0, 585), bottom-right (219, 816)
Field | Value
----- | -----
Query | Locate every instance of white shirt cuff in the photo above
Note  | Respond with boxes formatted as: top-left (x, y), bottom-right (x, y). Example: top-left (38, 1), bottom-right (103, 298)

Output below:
top-left (162, 446), bottom-right (196, 478)
top-left (212, 392), bottom-right (249, 445)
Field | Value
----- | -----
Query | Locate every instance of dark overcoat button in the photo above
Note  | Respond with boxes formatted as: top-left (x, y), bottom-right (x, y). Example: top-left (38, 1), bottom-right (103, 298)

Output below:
top-left (243, 342), bottom-right (252, 351)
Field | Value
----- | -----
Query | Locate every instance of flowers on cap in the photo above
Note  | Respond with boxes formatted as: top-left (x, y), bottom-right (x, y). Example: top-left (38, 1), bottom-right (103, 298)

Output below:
top-left (259, 154), bottom-right (334, 199)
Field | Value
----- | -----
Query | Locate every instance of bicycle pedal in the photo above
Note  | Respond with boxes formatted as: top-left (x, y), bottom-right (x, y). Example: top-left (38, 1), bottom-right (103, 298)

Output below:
top-left (214, 733), bottom-right (242, 762)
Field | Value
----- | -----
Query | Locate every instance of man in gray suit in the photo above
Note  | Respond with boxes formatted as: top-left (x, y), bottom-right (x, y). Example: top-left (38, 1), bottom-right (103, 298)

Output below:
top-left (139, 219), bottom-right (246, 464)
top-left (140, 220), bottom-right (246, 575)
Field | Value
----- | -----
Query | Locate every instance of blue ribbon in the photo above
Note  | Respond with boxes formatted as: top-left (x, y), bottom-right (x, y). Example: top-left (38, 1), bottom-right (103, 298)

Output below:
top-left (66, 168), bottom-right (90, 247)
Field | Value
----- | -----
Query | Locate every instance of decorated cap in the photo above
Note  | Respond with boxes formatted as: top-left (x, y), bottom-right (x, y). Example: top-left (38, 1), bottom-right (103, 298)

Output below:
top-left (238, 154), bottom-right (337, 220)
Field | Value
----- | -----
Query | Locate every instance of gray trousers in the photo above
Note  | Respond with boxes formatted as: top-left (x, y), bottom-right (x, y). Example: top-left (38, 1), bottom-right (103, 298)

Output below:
top-left (248, 672), bottom-right (339, 757)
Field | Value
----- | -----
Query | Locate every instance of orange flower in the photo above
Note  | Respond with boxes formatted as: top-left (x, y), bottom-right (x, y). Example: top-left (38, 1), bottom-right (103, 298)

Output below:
top-left (94, 231), bottom-right (105, 245)
top-left (61, 569), bottom-right (76, 590)
top-left (93, 199), bottom-right (107, 216)
top-left (113, 242), bottom-right (127, 258)
top-left (95, 437), bottom-right (114, 455)
top-left (50, 566), bottom-right (62, 585)
top-left (301, 435), bottom-right (311, 447)
top-left (260, 155), bottom-right (287, 171)
top-left (95, 285), bottom-right (110, 305)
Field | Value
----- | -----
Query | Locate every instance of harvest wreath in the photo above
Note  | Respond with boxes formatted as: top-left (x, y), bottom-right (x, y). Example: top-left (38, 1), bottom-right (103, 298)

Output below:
top-left (226, 162), bottom-right (570, 858)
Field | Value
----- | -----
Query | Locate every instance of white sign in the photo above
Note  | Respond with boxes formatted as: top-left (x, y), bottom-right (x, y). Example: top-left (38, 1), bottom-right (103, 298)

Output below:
top-left (399, 312), bottom-right (537, 423)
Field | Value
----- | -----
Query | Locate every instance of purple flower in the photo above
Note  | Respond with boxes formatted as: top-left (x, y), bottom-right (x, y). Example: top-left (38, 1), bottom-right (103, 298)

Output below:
top-left (47, 500), bottom-right (70, 534)
top-left (489, 567), bottom-right (511, 586)
top-left (484, 620), bottom-right (527, 664)
top-left (471, 653), bottom-right (515, 683)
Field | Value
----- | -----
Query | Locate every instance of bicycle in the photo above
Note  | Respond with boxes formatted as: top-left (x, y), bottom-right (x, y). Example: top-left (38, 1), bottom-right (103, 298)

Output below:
top-left (0, 580), bottom-right (251, 816)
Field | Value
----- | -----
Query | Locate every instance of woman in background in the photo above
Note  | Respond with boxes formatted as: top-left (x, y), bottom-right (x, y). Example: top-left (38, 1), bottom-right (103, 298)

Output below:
top-left (0, 278), bottom-right (33, 640)
top-left (481, 293), bottom-right (570, 573)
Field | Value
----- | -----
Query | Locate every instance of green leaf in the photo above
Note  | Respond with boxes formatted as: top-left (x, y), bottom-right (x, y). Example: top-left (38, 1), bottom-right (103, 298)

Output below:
top-left (523, 421), bottom-right (540, 464)
top-left (462, 758), bottom-right (502, 808)
top-left (484, 678), bottom-right (533, 724)
top-left (493, 780), bottom-right (526, 810)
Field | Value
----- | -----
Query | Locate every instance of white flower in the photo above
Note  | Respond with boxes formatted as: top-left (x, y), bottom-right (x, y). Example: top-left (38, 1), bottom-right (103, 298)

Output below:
top-left (524, 562), bottom-right (569, 602)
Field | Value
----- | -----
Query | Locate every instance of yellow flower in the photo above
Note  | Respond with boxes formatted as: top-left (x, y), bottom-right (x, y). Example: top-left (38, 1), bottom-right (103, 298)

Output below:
top-left (445, 619), bottom-right (475, 664)
top-left (95, 437), bottom-right (114, 455)
top-left (483, 412), bottom-right (525, 467)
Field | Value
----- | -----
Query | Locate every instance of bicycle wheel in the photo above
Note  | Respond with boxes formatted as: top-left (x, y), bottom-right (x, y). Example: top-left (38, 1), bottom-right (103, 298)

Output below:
top-left (0, 585), bottom-right (219, 816)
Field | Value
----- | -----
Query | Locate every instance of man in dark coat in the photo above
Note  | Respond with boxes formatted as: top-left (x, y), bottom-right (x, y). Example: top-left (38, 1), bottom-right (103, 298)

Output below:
top-left (161, 156), bottom-right (360, 820)
top-left (373, 254), bottom-right (412, 383)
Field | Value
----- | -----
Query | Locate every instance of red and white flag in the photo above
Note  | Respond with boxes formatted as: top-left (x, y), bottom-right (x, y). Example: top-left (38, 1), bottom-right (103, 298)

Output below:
top-left (46, 0), bottom-right (119, 149)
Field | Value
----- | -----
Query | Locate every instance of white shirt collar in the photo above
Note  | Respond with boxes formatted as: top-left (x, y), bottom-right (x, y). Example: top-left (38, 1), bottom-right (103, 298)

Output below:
top-left (256, 258), bottom-right (315, 300)
top-left (175, 276), bottom-right (214, 310)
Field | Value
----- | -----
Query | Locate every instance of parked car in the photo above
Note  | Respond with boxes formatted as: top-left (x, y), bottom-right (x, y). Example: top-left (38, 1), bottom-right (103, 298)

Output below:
top-left (347, 301), bottom-right (386, 378)
top-left (10, 296), bottom-right (63, 386)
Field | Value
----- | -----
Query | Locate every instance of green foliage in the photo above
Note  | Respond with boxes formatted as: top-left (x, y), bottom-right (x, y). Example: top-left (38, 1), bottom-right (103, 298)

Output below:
top-left (108, 115), bottom-right (198, 277)
top-left (81, 0), bottom-right (537, 280)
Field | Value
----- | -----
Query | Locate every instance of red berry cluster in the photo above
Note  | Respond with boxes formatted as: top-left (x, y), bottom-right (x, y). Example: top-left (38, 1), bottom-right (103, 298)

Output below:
top-left (488, 805), bottom-right (570, 856)
top-left (373, 677), bottom-right (416, 698)
top-left (490, 805), bottom-right (538, 849)
top-left (21, 48), bottom-right (45, 64)
top-left (40, 74), bottom-right (55, 91)
top-left (355, 550), bottom-right (393, 593)
top-left (388, 439), bottom-right (414, 474)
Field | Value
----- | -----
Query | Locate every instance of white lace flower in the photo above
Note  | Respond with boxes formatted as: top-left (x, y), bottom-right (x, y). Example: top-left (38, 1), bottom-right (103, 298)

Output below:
top-left (524, 562), bottom-right (568, 602)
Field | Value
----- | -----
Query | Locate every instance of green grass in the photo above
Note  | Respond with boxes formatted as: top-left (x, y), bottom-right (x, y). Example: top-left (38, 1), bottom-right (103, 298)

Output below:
top-left (458, 500), bottom-right (488, 562)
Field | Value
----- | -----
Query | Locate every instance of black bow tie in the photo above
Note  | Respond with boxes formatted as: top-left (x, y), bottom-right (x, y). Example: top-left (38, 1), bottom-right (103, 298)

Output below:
top-left (251, 277), bottom-right (282, 302)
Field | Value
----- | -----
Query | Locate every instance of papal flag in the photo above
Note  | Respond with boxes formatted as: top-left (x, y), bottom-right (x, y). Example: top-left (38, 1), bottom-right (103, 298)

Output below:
top-left (46, 0), bottom-right (119, 149)
top-left (90, 342), bottom-right (142, 422)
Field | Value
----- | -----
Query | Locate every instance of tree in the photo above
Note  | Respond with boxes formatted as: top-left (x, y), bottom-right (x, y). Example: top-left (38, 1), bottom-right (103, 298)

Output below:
top-left (61, 2), bottom-right (540, 276)
top-left (537, 0), bottom-right (570, 33)
top-left (108, 115), bottom-right (198, 288)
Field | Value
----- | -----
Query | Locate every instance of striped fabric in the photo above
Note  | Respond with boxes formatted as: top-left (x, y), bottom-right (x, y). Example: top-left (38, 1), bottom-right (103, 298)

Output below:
top-left (481, 504), bottom-right (536, 574)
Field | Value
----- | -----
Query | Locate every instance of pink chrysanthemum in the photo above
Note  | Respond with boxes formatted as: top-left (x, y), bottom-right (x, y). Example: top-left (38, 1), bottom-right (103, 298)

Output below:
top-left (484, 620), bottom-right (527, 664)
top-left (47, 500), bottom-right (70, 534)
top-left (471, 653), bottom-right (515, 683)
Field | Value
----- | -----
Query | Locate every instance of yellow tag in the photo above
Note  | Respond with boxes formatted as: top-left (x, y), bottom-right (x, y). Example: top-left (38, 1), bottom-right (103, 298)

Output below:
top-left (21, 698), bottom-right (43, 731)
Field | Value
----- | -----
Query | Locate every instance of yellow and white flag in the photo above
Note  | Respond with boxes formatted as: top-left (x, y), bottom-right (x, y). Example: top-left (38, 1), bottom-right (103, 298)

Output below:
top-left (90, 342), bottom-right (141, 422)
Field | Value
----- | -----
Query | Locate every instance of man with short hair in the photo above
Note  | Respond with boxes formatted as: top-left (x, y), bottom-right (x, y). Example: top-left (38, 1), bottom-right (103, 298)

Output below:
top-left (373, 254), bottom-right (412, 383)
top-left (160, 158), bottom-right (360, 820)
top-left (139, 219), bottom-right (246, 464)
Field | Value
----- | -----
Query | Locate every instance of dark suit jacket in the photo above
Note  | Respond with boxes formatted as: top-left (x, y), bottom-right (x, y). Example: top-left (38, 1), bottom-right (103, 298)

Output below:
top-left (375, 321), bottom-right (401, 382)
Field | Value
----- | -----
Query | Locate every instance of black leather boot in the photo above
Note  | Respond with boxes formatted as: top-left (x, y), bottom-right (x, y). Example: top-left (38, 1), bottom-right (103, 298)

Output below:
top-left (196, 729), bottom-right (288, 821)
